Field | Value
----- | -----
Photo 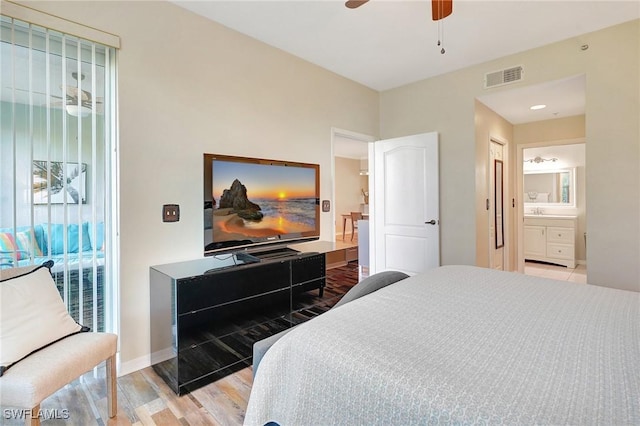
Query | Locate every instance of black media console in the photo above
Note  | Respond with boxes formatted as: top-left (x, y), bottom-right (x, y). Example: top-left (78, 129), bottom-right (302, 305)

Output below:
top-left (149, 248), bottom-right (326, 395)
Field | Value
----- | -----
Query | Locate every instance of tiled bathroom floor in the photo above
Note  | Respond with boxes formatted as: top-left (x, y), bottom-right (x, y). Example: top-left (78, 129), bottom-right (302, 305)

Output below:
top-left (524, 261), bottom-right (587, 283)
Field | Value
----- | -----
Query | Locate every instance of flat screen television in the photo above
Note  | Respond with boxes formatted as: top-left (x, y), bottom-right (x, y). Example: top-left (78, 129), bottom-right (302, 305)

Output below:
top-left (204, 153), bottom-right (320, 255)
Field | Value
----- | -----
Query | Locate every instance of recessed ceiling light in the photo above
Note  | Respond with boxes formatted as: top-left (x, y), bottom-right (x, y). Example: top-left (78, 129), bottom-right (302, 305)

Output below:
top-left (530, 104), bottom-right (547, 110)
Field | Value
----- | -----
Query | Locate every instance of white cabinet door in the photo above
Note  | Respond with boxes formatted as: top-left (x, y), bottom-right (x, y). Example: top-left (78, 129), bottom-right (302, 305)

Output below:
top-left (524, 225), bottom-right (546, 258)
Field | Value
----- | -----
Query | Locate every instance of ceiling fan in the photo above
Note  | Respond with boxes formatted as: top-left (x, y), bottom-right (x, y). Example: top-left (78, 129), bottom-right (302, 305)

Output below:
top-left (345, 0), bottom-right (453, 53)
top-left (53, 72), bottom-right (103, 117)
top-left (345, 0), bottom-right (452, 20)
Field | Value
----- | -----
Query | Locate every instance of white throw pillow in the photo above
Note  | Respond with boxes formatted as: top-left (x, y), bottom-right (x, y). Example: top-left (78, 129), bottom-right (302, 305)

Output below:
top-left (0, 264), bottom-right (85, 375)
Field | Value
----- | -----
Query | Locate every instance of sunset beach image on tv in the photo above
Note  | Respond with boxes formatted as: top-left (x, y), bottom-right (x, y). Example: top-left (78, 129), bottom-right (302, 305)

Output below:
top-left (209, 159), bottom-right (319, 246)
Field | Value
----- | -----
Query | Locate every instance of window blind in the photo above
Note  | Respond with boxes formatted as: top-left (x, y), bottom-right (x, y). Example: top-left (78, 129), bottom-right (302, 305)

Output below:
top-left (0, 13), bottom-right (117, 334)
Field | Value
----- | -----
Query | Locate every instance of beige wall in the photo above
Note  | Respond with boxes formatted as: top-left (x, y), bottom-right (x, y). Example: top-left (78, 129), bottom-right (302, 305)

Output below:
top-left (380, 70), bottom-right (478, 266)
top-left (515, 115), bottom-right (586, 144)
top-left (381, 20), bottom-right (639, 292)
top-left (474, 100), bottom-right (515, 270)
top-left (579, 21), bottom-right (638, 292)
top-left (18, 0), bottom-right (379, 372)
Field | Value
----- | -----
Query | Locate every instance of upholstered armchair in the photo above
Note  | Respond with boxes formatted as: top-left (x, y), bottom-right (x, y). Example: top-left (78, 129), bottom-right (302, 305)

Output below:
top-left (0, 263), bottom-right (117, 426)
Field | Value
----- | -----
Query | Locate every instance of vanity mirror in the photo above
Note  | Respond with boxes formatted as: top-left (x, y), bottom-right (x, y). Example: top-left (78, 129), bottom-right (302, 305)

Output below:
top-left (523, 168), bottom-right (576, 207)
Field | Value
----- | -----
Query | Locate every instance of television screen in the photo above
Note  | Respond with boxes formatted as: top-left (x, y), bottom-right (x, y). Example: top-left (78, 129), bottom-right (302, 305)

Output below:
top-left (204, 154), bottom-right (320, 254)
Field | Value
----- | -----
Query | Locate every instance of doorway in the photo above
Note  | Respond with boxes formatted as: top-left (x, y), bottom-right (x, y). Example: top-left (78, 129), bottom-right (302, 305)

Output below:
top-left (331, 128), bottom-right (374, 242)
top-left (331, 128), bottom-right (375, 278)
top-left (517, 141), bottom-right (586, 276)
top-left (476, 74), bottom-right (586, 274)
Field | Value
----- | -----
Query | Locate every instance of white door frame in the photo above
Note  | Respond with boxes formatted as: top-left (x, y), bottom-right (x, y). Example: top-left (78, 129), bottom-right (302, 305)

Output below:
top-left (516, 137), bottom-right (585, 272)
top-left (330, 127), bottom-right (376, 242)
top-left (489, 135), bottom-right (509, 270)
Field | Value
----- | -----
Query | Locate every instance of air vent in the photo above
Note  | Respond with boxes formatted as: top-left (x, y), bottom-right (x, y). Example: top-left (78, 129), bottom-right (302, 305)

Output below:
top-left (484, 66), bottom-right (524, 88)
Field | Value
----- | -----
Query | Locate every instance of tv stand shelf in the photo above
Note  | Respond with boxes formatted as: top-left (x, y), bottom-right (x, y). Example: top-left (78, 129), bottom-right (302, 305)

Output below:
top-left (150, 250), bottom-right (325, 395)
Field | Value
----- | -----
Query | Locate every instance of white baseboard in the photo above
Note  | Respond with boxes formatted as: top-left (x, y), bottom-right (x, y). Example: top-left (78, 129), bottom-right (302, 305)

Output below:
top-left (117, 353), bottom-right (150, 377)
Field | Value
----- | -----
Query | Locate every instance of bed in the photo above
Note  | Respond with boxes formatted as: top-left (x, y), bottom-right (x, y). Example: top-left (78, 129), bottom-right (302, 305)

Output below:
top-left (244, 265), bottom-right (640, 425)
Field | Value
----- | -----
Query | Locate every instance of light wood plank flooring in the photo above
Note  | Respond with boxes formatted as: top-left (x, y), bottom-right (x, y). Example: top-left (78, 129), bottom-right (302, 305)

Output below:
top-left (1, 364), bottom-right (254, 425)
top-left (1, 263), bottom-right (360, 425)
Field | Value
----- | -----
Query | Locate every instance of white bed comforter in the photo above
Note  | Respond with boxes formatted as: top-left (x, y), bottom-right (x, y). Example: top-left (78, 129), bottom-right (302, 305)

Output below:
top-left (244, 265), bottom-right (640, 425)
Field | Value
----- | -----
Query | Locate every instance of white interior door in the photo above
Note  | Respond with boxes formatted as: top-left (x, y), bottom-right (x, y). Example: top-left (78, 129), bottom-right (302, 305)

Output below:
top-left (369, 132), bottom-right (439, 275)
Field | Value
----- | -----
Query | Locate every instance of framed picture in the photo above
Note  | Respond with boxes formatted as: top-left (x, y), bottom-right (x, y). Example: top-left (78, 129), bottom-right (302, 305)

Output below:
top-left (33, 161), bottom-right (87, 204)
top-left (494, 159), bottom-right (504, 249)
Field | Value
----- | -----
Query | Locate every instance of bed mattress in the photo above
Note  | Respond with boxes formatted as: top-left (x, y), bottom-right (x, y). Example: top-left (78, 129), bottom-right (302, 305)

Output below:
top-left (245, 265), bottom-right (640, 425)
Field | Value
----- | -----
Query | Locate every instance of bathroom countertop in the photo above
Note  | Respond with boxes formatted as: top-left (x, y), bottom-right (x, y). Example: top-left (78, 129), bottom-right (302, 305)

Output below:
top-left (524, 214), bottom-right (577, 219)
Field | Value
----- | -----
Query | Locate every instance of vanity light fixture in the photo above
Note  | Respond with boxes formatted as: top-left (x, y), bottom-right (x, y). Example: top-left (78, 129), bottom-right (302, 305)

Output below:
top-left (524, 156), bottom-right (558, 164)
top-left (530, 104), bottom-right (547, 110)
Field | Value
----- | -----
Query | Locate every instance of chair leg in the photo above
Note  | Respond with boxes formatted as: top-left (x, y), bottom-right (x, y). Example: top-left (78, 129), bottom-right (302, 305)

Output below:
top-left (342, 216), bottom-right (347, 241)
top-left (106, 354), bottom-right (117, 418)
top-left (26, 405), bottom-right (40, 426)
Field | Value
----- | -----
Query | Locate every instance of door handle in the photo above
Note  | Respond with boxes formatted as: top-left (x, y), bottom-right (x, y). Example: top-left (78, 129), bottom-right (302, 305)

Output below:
top-left (425, 219), bottom-right (438, 225)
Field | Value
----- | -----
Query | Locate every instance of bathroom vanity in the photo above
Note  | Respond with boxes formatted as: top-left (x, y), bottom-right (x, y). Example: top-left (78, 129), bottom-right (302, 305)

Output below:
top-left (524, 215), bottom-right (577, 268)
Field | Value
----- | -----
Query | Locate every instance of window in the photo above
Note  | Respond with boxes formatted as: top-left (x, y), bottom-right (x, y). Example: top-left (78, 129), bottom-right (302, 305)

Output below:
top-left (1, 13), bottom-right (117, 333)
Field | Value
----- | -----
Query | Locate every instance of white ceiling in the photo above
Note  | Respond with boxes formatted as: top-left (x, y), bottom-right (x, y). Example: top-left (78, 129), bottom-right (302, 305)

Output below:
top-left (477, 74), bottom-right (587, 125)
top-left (173, 0), bottom-right (638, 92)
top-left (171, 0), bottom-right (638, 151)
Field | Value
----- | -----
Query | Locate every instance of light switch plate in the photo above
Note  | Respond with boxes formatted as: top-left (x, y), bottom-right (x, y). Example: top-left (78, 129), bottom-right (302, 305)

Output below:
top-left (163, 204), bottom-right (180, 222)
top-left (322, 200), bottom-right (330, 212)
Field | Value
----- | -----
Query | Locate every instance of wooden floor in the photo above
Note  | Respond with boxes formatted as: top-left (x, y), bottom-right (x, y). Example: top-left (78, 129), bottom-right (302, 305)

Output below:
top-left (0, 262), bottom-right (359, 426)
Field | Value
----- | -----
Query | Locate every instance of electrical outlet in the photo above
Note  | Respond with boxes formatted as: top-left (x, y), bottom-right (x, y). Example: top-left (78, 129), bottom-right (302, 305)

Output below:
top-left (163, 204), bottom-right (180, 222)
top-left (322, 200), bottom-right (330, 212)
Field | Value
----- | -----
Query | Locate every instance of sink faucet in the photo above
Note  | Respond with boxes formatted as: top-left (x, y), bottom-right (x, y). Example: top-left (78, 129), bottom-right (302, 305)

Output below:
top-left (531, 207), bottom-right (545, 215)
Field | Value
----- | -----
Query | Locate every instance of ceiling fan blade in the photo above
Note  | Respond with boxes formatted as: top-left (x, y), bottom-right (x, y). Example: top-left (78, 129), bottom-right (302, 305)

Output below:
top-left (63, 85), bottom-right (78, 98)
top-left (345, 0), bottom-right (369, 9)
top-left (432, 0), bottom-right (452, 20)
top-left (80, 89), bottom-right (92, 101)
top-left (62, 85), bottom-right (91, 101)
